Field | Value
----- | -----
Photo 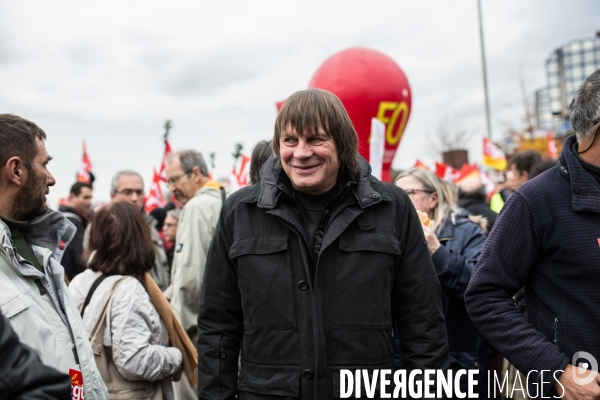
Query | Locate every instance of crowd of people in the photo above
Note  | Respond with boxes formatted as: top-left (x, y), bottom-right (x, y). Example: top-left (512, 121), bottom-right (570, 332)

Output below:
top-left (0, 69), bottom-right (599, 400)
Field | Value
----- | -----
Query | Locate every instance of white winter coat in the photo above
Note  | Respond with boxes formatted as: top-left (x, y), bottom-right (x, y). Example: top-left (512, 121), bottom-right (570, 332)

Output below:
top-left (69, 269), bottom-right (182, 398)
top-left (169, 184), bottom-right (223, 344)
top-left (0, 211), bottom-right (109, 399)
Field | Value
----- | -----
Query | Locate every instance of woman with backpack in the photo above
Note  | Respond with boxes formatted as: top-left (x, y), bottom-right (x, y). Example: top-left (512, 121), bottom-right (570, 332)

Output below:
top-left (69, 202), bottom-right (190, 399)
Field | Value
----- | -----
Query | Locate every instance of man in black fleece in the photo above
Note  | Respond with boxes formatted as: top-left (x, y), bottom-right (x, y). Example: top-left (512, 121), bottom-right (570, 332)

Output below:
top-left (59, 181), bottom-right (93, 280)
top-left (465, 69), bottom-right (600, 399)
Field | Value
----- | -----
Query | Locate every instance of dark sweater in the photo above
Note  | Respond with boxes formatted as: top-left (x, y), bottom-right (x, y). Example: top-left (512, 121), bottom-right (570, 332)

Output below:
top-left (465, 134), bottom-right (600, 397)
top-left (293, 185), bottom-right (338, 256)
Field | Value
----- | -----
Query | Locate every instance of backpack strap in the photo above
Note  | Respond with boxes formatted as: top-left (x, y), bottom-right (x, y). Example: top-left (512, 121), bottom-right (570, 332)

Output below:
top-left (88, 276), bottom-right (128, 352)
top-left (81, 272), bottom-right (119, 317)
top-left (220, 187), bottom-right (227, 206)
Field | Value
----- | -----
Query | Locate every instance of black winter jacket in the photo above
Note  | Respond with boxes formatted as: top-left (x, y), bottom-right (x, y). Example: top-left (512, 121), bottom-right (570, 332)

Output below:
top-left (58, 205), bottom-right (87, 280)
top-left (197, 156), bottom-right (450, 399)
top-left (456, 198), bottom-right (497, 233)
top-left (0, 312), bottom-right (71, 399)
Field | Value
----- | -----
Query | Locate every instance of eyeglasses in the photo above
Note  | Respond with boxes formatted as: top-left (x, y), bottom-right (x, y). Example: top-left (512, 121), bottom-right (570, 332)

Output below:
top-left (114, 189), bottom-right (144, 196)
top-left (167, 169), bottom-right (193, 186)
top-left (163, 223), bottom-right (177, 228)
top-left (403, 189), bottom-right (433, 196)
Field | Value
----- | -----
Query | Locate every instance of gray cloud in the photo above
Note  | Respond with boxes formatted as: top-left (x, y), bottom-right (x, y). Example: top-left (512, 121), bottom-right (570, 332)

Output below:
top-left (0, 0), bottom-right (598, 207)
top-left (164, 53), bottom-right (262, 96)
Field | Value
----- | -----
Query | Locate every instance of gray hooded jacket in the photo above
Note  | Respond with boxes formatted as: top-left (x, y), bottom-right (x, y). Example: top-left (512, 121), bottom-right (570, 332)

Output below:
top-left (0, 209), bottom-right (108, 399)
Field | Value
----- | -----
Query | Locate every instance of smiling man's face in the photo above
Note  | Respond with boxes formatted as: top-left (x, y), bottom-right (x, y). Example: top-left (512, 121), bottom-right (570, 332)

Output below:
top-left (279, 125), bottom-right (339, 195)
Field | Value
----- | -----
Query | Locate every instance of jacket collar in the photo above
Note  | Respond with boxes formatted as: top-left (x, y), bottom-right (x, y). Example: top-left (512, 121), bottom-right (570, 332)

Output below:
top-left (436, 209), bottom-right (472, 241)
top-left (0, 208), bottom-right (76, 262)
top-left (242, 154), bottom-right (390, 209)
top-left (558, 134), bottom-right (600, 213)
top-left (193, 180), bottom-right (221, 198)
top-left (58, 205), bottom-right (79, 215)
top-left (457, 198), bottom-right (484, 209)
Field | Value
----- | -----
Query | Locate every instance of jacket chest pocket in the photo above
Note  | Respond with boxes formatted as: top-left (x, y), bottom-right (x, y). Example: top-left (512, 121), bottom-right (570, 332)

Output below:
top-left (333, 232), bottom-right (400, 329)
top-left (0, 271), bottom-right (32, 320)
top-left (230, 234), bottom-right (296, 331)
top-left (0, 291), bottom-right (32, 319)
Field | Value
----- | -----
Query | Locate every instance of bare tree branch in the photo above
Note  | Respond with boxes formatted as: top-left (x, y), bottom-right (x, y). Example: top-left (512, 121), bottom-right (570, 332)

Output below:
top-left (427, 115), bottom-right (474, 155)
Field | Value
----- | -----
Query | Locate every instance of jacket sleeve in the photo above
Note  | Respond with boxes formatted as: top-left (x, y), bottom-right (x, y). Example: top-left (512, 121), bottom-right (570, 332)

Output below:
top-left (465, 192), bottom-right (569, 396)
top-left (171, 197), bottom-right (219, 339)
top-left (393, 190), bottom-right (450, 371)
top-left (430, 222), bottom-right (486, 301)
top-left (110, 280), bottom-right (182, 382)
top-left (0, 312), bottom-right (71, 399)
top-left (197, 203), bottom-right (243, 400)
top-left (149, 226), bottom-right (170, 292)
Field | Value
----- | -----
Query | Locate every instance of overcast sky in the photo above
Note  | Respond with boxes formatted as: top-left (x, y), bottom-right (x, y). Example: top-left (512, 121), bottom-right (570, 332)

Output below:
top-left (0, 0), bottom-right (598, 206)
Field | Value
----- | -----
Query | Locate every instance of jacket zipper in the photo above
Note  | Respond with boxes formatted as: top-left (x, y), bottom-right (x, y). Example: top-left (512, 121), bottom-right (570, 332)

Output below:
top-left (553, 318), bottom-right (559, 345)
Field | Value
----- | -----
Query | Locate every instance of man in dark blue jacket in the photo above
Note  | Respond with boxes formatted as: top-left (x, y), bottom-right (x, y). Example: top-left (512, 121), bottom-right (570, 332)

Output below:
top-left (465, 69), bottom-right (600, 399)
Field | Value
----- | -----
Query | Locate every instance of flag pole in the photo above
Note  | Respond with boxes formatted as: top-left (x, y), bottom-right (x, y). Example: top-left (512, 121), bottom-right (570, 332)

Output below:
top-left (477, 0), bottom-right (492, 140)
top-left (163, 120), bottom-right (172, 142)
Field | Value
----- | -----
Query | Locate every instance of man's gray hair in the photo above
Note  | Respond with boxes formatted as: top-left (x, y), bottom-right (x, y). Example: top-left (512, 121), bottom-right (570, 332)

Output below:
top-left (570, 68), bottom-right (600, 141)
top-left (110, 170), bottom-right (144, 195)
top-left (166, 208), bottom-right (182, 221)
top-left (177, 150), bottom-right (209, 177)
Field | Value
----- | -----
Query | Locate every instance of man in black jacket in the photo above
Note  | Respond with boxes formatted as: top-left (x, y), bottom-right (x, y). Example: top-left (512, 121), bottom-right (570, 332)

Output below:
top-left (59, 181), bottom-right (92, 280)
top-left (457, 177), bottom-right (497, 233)
top-left (197, 89), bottom-right (449, 399)
top-left (466, 69), bottom-right (600, 399)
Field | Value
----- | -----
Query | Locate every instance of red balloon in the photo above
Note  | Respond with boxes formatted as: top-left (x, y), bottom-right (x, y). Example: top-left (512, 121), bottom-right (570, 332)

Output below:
top-left (308, 48), bottom-right (412, 182)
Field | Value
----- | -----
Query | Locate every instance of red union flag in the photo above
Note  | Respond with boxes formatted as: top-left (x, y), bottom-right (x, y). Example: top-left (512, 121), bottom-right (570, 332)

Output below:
top-left (547, 130), bottom-right (558, 158)
top-left (76, 141), bottom-right (93, 183)
top-left (69, 368), bottom-right (84, 400)
top-left (454, 164), bottom-right (480, 184)
top-left (413, 159), bottom-right (429, 170)
top-left (158, 140), bottom-right (173, 182)
top-left (479, 170), bottom-right (497, 197)
top-left (483, 137), bottom-right (507, 171)
top-left (230, 155), bottom-right (250, 190)
top-left (144, 168), bottom-right (167, 213)
top-left (435, 162), bottom-right (460, 182)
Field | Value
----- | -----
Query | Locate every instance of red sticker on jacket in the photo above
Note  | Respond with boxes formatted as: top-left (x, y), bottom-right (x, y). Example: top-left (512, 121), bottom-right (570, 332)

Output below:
top-left (69, 368), bottom-right (84, 400)
top-left (59, 240), bottom-right (66, 250)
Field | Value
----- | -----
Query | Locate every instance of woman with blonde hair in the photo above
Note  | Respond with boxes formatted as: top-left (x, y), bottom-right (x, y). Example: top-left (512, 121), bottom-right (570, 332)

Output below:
top-left (395, 168), bottom-right (488, 397)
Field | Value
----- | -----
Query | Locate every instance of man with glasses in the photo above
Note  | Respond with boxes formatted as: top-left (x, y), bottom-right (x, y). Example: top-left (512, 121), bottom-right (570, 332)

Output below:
top-left (109, 170), bottom-right (170, 290)
top-left (165, 150), bottom-right (224, 399)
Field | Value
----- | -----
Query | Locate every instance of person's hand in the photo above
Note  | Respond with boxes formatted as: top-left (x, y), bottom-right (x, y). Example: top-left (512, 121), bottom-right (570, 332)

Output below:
top-left (170, 364), bottom-right (184, 382)
top-left (555, 364), bottom-right (600, 400)
top-left (421, 224), bottom-right (441, 255)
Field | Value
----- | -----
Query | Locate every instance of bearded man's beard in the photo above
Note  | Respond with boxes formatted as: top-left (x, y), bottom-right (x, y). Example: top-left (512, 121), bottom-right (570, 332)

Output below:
top-left (11, 169), bottom-right (48, 221)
